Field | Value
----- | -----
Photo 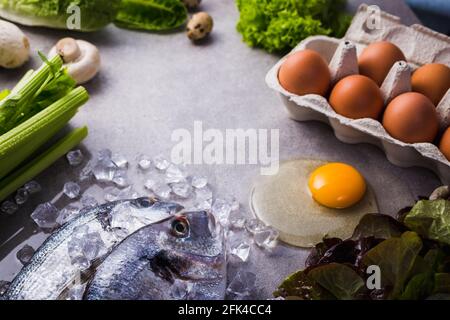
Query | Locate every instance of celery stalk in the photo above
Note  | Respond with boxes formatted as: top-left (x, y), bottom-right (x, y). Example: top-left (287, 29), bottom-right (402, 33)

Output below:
top-left (0, 55), bottom-right (74, 135)
top-left (0, 127), bottom-right (88, 202)
top-left (0, 87), bottom-right (89, 180)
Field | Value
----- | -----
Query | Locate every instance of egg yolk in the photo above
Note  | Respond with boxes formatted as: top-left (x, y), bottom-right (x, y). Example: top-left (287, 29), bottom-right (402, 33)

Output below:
top-left (308, 163), bottom-right (366, 209)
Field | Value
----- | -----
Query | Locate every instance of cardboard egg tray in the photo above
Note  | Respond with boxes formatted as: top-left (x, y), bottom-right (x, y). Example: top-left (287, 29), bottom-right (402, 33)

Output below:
top-left (266, 4), bottom-right (450, 183)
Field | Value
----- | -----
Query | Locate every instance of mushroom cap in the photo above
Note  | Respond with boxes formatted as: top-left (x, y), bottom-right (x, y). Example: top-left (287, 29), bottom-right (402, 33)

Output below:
top-left (0, 20), bottom-right (30, 69)
top-left (49, 39), bottom-right (101, 84)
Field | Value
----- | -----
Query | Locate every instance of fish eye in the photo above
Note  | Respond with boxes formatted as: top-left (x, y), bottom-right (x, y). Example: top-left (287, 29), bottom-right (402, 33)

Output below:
top-left (171, 217), bottom-right (189, 238)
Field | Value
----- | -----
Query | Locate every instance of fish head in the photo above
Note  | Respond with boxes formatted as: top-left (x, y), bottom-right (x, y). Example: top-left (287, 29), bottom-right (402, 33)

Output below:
top-left (152, 211), bottom-right (226, 282)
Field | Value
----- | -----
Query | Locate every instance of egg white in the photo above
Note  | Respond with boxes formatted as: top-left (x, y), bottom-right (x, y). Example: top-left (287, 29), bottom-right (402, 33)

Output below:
top-left (250, 159), bottom-right (378, 247)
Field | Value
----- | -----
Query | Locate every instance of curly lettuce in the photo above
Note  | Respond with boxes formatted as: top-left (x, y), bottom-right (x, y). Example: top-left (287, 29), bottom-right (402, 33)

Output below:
top-left (0, 0), bottom-right (121, 31)
top-left (236, 0), bottom-right (352, 53)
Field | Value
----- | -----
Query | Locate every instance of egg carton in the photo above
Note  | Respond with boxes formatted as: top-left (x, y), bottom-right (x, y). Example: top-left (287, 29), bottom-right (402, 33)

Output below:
top-left (266, 4), bottom-right (450, 184)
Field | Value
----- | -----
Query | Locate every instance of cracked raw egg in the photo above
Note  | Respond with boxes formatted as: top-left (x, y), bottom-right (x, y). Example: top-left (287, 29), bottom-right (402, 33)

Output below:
top-left (250, 160), bottom-right (377, 247)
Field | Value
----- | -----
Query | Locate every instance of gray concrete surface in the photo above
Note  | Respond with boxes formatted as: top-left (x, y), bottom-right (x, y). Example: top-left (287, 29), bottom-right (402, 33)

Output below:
top-left (0, 0), bottom-right (440, 299)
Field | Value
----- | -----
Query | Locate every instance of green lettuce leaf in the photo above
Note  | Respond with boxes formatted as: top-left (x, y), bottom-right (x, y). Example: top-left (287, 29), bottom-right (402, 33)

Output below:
top-left (308, 263), bottom-right (365, 300)
top-left (404, 200), bottom-right (450, 245)
top-left (352, 213), bottom-right (406, 240)
top-left (0, 0), bottom-right (120, 31)
top-left (433, 273), bottom-right (450, 294)
top-left (236, 0), bottom-right (352, 53)
top-left (114, 0), bottom-right (187, 31)
top-left (362, 231), bottom-right (423, 298)
top-left (274, 269), bottom-right (334, 300)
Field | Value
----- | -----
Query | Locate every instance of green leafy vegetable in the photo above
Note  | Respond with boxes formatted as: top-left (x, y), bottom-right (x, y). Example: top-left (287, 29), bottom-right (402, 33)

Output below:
top-left (308, 263), bottom-right (365, 300)
top-left (0, 56), bottom-right (89, 202)
top-left (0, 90), bottom-right (9, 101)
top-left (404, 200), bottom-right (450, 245)
top-left (352, 213), bottom-right (405, 240)
top-left (276, 201), bottom-right (450, 300)
top-left (0, 55), bottom-right (76, 136)
top-left (236, 0), bottom-right (352, 53)
top-left (115, 0), bottom-right (187, 31)
top-left (0, 0), bottom-right (120, 31)
top-left (274, 269), bottom-right (334, 300)
top-left (362, 232), bottom-right (422, 298)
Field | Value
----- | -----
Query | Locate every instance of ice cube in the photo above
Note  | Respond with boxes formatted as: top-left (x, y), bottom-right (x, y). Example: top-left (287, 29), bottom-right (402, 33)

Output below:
top-left (83, 232), bottom-right (106, 260)
top-left (191, 176), bottom-right (208, 189)
top-left (111, 153), bottom-right (128, 168)
top-left (57, 204), bottom-right (80, 225)
top-left (63, 182), bottom-right (81, 199)
top-left (0, 280), bottom-right (10, 296)
top-left (97, 149), bottom-right (112, 163)
top-left (226, 270), bottom-right (256, 299)
top-left (229, 211), bottom-right (246, 229)
top-left (66, 283), bottom-right (86, 300)
top-left (153, 155), bottom-right (170, 171)
top-left (113, 169), bottom-right (129, 188)
top-left (0, 201), bottom-right (18, 215)
top-left (230, 242), bottom-right (251, 262)
top-left (212, 199), bottom-right (232, 227)
top-left (66, 150), bottom-right (83, 166)
top-left (113, 186), bottom-right (138, 200)
top-left (144, 179), bottom-right (157, 191)
top-left (16, 244), bottom-right (35, 265)
top-left (165, 164), bottom-right (186, 183)
top-left (104, 186), bottom-right (120, 202)
top-left (110, 202), bottom-right (137, 231)
top-left (254, 226), bottom-right (279, 249)
top-left (153, 183), bottom-right (172, 199)
top-left (81, 195), bottom-right (98, 208)
top-left (24, 180), bottom-right (42, 195)
top-left (245, 219), bottom-right (266, 235)
top-left (171, 279), bottom-right (195, 300)
top-left (137, 154), bottom-right (152, 170)
top-left (14, 187), bottom-right (29, 205)
top-left (31, 202), bottom-right (59, 229)
top-left (92, 164), bottom-right (116, 182)
top-left (171, 181), bottom-right (192, 199)
top-left (67, 228), bottom-right (105, 269)
top-left (79, 160), bottom-right (94, 181)
top-left (194, 186), bottom-right (213, 210)
top-left (70, 256), bottom-right (91, 270)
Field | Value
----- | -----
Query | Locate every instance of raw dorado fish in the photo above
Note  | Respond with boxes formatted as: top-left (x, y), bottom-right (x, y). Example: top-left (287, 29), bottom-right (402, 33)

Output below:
top-left (4, 198), bottom-right (184, 300)
top-left (85, 211), bottom-right (226, 300)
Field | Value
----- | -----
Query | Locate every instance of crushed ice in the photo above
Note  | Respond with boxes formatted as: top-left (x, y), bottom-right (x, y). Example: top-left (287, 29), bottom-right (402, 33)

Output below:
top-left (4, 148), bottom-right (280, 300)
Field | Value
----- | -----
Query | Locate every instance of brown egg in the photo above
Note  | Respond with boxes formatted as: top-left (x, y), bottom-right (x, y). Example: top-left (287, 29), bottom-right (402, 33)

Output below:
top-left (382, 92), bottom-right (438, 143)
top-left (358, 41), bottom-right (406, 86)
top-left (439, 127), bottom-right (450, 161)
top-left (329, 75), bottom-right (384, 119)
top-left (412, 63), bottom-right (450, 106)
top-left (278, 49), bottom-right (330, 96)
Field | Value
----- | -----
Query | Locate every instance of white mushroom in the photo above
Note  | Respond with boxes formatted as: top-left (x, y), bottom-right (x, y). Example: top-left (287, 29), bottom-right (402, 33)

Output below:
top-left (0, 20), bottom-right (30, 69)
top-left (186, 12), bottom-right (213, 41)
top-left (49, 38), bottom-right (100, 84)
top-left (182, 0), bottom-right (201, 10)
